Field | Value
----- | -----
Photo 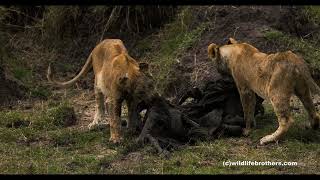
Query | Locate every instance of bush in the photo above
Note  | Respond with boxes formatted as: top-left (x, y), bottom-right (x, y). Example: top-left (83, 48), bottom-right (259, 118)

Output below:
top-left (0, 111), bottom-right (30, 128)
top-left (47, 102), bottom-right (77, 127)
top-left (32, 101), bottom-right (77, 130)
top-left (304, 6), bottom-right (320, 25)
top-left (29, 86), bottom-right (51, 100)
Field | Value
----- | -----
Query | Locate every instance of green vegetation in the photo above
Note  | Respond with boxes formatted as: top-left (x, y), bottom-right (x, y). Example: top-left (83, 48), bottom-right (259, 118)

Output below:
top-left (12, 66), bottom-right (32, 83)
top-left (0, 111), bottom-right (28, 128)
top-left (135, 7), bottom-right (209, 94)
top-left (304, 6), bottom-right (320, 25)
top-left (0, 101), bottom-right (75, 131)
top-left (29, 86), bottom-right (51, 100)
top-left (31, 101), bottom-right (76, 130)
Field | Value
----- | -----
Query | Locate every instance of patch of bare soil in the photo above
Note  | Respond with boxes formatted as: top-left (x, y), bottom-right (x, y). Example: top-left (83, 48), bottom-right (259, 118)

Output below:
top-left (69, 90), bottom-right (96, 130)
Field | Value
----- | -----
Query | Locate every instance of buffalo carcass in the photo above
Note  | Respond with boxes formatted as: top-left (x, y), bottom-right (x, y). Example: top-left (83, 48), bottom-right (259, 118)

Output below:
top-left (136, 78), bottom-right (264, 156)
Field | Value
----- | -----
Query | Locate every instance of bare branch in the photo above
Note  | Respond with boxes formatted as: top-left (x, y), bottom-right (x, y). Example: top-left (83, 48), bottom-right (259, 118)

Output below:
top-left (99, 6), bottom-right (122, 43)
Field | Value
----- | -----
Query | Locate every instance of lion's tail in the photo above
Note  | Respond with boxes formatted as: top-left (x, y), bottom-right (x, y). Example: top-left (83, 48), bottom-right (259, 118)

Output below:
top-left (47, 53), bottom-right (92, 88)
top-left (307, 77), bottom-right (320, 96)
top-left (300, 67), bottom-right (320, 96)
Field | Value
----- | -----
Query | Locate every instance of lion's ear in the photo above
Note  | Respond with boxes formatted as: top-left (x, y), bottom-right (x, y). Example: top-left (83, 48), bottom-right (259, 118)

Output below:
top-left (227, 37), bottom-right (238, 44)
top-left (139, 62), bottom-right (149, 74)
top-left (208, 43), bottom-right (219, 60)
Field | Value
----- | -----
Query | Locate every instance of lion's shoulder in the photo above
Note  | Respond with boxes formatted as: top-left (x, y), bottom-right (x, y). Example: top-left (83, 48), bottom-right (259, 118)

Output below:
top-left (267, 50), bottom-right (301, 64)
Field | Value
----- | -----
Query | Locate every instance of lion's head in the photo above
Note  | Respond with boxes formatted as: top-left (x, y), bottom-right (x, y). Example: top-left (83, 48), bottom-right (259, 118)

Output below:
top-left (118, 60), bottom-right (157, 108)
top-left (207, 37), bottom-right (238, 77)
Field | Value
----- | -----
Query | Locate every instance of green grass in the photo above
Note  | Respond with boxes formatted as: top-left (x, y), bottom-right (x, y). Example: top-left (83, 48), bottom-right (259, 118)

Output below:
top-left (29, 86), bottom-right (52, 100)
top-left (304, 6), bottom-right (320, 25)
top-left (0, 102), bottom-right (319, 174)
top-left (11, 66), bottom-right (32, 83)
top-left (135, 7), bottom-right (209, 94)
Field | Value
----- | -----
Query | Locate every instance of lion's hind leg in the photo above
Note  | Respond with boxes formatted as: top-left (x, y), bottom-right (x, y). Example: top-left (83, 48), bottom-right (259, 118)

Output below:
top-left (260, 95), bottom-right (293, 145)
top-left (260, 66), bottom-right (297, 145)
top-left (88, 76), bottom-right (108, 130)
top-left (260, 94), bottom-right (293, 145)
top-left (88, 89), bottom-right (107, 130)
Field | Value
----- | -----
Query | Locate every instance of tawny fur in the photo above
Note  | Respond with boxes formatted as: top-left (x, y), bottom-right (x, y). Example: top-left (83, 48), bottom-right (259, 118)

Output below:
top-left (208, 38), bottom-right (320, 145)
top-left (48, 39), bottom-right (156, 143)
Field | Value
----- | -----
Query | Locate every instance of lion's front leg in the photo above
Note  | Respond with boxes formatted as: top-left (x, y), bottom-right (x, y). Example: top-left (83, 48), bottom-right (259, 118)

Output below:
top-left (109, 97), bottom-right (124, 143)
top-left (238, 88), bottom-right (256, 136)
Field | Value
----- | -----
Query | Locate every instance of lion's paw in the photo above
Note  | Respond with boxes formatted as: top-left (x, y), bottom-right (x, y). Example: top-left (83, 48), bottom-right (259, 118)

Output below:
top-left (109, 136), bottom-right (123, 144)
top-left (259, 135), bottom-right (276, 145)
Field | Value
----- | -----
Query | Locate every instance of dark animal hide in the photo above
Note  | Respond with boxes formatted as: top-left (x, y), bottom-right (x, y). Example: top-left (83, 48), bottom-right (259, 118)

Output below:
top-left (136, 78), bottom-right (264, 157)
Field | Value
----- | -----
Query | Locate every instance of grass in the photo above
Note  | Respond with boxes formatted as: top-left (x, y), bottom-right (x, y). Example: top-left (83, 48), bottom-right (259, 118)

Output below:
top-left (29, 86), bottom-right (52, 100)
top-left (304, 6), bottom-right (320, 25)
top-left (11, 66), bottom-right (32, 83)
top-left (135, 7), bottom-right (209, 94)
top-left (0, 101), bottom-right (319, 174)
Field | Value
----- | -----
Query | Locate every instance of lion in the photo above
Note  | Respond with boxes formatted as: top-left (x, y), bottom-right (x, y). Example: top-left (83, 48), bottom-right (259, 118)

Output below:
top-left (47, 39), bottom-right (157, 143)
top-left (208, 37), bottom-right (320, 145)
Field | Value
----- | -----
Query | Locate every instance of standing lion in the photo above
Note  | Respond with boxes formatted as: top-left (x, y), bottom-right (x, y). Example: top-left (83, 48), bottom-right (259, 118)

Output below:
top-left (47, 39), bottom-right (157, 143)
top-left (208, 38), bottom-right (320, 145)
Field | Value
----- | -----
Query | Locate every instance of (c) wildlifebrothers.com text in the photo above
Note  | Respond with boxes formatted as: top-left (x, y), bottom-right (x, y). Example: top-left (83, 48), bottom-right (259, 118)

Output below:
top-left (223, 161), bottom-right (298, 167)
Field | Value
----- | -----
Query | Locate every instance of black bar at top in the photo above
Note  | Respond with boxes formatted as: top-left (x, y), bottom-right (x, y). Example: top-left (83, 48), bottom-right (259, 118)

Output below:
top-left (0, 0), bottom-right (319, 6)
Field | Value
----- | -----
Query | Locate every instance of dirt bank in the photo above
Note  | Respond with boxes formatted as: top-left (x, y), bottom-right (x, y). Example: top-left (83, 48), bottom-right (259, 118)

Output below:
top-left (165, 6), bottom-right (319, 98)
